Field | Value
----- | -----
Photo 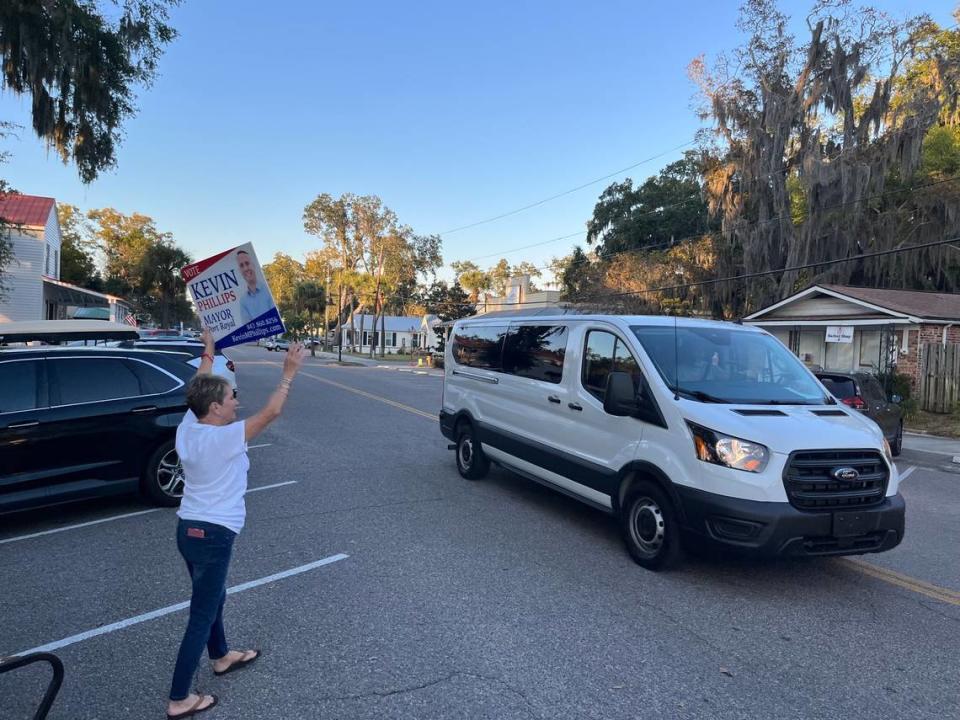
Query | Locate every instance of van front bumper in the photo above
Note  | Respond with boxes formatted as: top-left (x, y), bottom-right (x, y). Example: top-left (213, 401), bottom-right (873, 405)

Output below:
top-left (675, 486), bottom-right (905, 557)
top-left (439, 410), bottom-right (456, 441)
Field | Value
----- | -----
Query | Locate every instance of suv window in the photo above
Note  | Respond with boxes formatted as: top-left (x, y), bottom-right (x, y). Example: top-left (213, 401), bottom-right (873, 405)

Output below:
top-left (818, 375), bottom-right (857, 399)
top-left (129, 360), bottom-right (181, 394)
top-left (452, 325), bottom-right (508, 370)
top-left (582, 330), bottom-right (642, 402)
top-left (502, 325), bottom-right (567, 384)
top-left (0, 359), bottom-right (42, 413)
top-left (862, 376), bottom-right (887, 403)
top-left (50, 358), bottom-right (143, 405)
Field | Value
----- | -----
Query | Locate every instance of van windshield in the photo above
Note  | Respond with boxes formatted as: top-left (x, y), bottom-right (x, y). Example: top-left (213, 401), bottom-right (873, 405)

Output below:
top-left (631, 325), bottom-right (832, 405)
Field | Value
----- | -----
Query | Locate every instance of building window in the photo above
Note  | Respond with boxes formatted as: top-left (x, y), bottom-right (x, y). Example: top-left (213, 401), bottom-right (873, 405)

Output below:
top-left (859, 329), bottom-right (881, 369)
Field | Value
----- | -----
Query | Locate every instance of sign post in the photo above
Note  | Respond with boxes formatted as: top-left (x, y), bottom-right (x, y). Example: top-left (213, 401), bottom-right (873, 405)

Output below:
top-left (181, 243), bottom-right (285, 350)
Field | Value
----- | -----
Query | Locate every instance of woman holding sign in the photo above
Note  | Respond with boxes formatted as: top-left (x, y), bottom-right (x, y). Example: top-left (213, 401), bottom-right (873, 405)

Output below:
top-left (166, 330), bottom-right (305, 720)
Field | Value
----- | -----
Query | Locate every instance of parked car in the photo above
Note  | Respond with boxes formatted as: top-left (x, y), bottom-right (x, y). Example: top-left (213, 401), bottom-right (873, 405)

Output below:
top-left (440, 314), bottom-right (904, 570)
top-left (266, 339), bottom-right (290, 352)
top-left (814, 371), bottom-right (903, 455)
top-left (0, 345), bottom-right (197, 513)
top-left (118, 340), bottom-right (237, 389)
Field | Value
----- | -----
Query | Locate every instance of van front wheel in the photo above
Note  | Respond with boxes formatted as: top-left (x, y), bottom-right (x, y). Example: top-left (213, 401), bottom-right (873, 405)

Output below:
top-left (620, 481), bottom-right (682, 570)
top-left (455, 423), bottom-right (489, 480)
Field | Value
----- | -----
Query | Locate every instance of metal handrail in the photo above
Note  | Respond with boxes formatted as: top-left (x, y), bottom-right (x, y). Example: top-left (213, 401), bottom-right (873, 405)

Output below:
top-left (0, 653), bottom-right (65, 720)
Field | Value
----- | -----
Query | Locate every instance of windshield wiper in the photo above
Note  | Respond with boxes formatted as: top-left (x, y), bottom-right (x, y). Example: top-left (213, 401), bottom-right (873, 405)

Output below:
top-left (675, 388), bottom-right (729, 403)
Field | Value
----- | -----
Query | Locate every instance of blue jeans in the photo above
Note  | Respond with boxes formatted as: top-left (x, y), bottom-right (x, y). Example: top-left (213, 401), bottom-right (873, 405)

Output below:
top-left (169, 520), bottom-right (236, 701)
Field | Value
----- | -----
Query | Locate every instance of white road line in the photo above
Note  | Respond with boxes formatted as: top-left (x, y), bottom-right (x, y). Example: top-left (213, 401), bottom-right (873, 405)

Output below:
top-left (248, 443), bottom-right (273, 449)
top-left (0, 509), bottom-right (160, 546)
top-left (245, 480), bottom-right (297, 493)
top-left (899, 466), bottom-right (917, 482)
top-left (12, 554), bottom-right (349, 656)
top-left (0, 482), bottom-right (296, 546)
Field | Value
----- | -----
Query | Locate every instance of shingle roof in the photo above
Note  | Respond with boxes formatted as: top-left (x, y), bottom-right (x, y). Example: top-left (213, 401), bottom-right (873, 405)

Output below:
top-left (0, 193), bottom-right (56, 227)
top-left (821, 285), bottom-right (960, 321)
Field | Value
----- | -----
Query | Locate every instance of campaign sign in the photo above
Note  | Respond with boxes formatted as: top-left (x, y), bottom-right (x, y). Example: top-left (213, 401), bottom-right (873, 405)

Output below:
top-left (181, 243), bottom-right (284, 350)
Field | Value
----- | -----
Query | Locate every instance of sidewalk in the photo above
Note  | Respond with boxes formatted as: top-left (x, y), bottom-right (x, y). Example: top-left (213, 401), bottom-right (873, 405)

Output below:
top-left (903, 432), bottom-right (959, 457)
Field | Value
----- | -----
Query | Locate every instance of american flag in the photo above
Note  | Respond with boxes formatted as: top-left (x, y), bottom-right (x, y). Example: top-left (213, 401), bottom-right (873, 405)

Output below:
top-left (124, 313), bottom-right (138, 327)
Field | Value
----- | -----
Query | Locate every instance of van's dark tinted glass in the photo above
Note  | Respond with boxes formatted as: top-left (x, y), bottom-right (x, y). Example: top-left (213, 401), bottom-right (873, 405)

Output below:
top-left (633, 325), bottom-right (830, 405)
top-left (50, 358), bottom-right (142, 405)
top-left (582, 331), bottom-right (642, 401)
top-left (0, 360), bottom-right (41, 413)
top-left (503, 325), bottom-right (567, 383)
top-left (452, 326), bottom-right (508, 370)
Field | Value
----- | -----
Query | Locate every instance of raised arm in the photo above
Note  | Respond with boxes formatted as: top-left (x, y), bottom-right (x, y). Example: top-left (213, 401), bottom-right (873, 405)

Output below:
top-left (197, 328), bottom-right (216, 376)
top-left (244, 343), bottom-right (306, 442)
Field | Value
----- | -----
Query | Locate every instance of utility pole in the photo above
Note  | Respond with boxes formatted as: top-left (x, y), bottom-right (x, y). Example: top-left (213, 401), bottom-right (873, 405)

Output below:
top-left (337, 276), bottom-right (343, 363)
top-left (324, 274), bottom-right (331, 353)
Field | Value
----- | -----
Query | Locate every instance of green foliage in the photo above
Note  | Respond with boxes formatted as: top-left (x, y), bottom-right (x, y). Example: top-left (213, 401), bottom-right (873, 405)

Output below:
top-left (0, 1), bottom-right (179, 183)
top-left (417, 280), bottom-right (473, 321)
top-left (586, 153), bottom-right (715, 259)
top-left (920, 125), bottom-right (960, 178)
top-left (878, 371), bottom-right (918, 419)
top-left (138, 240), bottom-right (192, 327)
top-left (57, 204), bottom-right (102, 289)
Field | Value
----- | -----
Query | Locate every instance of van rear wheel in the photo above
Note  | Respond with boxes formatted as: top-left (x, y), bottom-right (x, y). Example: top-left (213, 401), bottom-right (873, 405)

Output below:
top-left (620, 480), bottom-right (682, 570)
top-left (455, 423), bottom-right (489, 480)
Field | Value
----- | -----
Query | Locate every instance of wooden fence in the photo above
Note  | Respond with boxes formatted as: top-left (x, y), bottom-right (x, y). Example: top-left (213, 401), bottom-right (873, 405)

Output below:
top-left (918, 343), bottom-right (960, 413)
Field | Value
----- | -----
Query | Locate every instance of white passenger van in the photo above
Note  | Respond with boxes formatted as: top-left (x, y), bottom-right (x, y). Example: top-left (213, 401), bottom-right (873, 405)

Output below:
top-left (439, 311), bottom-right (905, 570)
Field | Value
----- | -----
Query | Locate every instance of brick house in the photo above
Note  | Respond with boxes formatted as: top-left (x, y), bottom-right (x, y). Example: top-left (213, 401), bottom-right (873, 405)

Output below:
top-left (743, 284), bottom-right (960, 389)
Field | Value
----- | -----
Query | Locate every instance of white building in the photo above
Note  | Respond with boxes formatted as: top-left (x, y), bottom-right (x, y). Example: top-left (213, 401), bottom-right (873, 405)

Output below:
top-left (341, 313), bottom-right (432, 353)
top-left (477, 275), bottom-right (566, 314)
top-left (0, 193), bottom-right (132, 324)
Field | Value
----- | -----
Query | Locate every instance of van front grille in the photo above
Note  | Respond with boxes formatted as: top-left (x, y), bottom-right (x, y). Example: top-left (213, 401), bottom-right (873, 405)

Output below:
top-left (783, 450), bottom-right (888, 510)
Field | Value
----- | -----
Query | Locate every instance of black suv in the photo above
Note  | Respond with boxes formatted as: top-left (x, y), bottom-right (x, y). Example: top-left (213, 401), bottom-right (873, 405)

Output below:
top-left (815, 371), bottom-right (904, 455)
top-left (0, 347), bottom-right (195, 513)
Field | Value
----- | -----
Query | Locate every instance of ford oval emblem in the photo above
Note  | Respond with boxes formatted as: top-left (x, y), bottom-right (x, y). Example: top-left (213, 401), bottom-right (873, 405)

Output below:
top-left (831, 466), bottom-right (860, 482)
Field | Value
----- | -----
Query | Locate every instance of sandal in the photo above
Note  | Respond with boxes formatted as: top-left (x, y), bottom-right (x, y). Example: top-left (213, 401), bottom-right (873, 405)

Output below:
top-left (167, 693), bottom-right (218, 719)
top-left (213, 649), bottom-right (260, 676)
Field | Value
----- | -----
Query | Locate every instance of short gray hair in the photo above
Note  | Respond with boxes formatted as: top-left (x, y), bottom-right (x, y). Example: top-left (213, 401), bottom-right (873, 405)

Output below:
top-left (186, 375), bottom-right (231, 418)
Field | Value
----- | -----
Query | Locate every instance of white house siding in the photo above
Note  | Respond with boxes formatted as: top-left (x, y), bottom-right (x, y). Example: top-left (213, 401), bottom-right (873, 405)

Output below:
top-left (44, 206), bottom-right (61, 280)
top-left (0, 227), bottom-right (45, 322)
top-left (764, 295), bottom-right (888, 319)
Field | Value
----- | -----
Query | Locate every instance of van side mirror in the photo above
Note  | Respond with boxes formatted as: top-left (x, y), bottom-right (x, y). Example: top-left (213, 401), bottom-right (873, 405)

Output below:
top-left (604, 372), bottom-right (640, 417)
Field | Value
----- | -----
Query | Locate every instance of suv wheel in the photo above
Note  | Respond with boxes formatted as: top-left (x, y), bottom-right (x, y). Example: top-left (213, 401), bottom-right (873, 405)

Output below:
top-left (141, 439), bottom-right (184, 507)
top-left (620, 480), bottom-right (682, 570)
top-left (892, 422), bottom-right (903, 457)
top-left (455, 422), bottom-right (489, 480)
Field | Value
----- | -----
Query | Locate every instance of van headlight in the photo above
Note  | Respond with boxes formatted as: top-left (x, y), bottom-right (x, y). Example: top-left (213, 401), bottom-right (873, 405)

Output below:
top-left (687, 422), bottom-right (769, 473)
top-left (882, 438), bottom-right (893, 463)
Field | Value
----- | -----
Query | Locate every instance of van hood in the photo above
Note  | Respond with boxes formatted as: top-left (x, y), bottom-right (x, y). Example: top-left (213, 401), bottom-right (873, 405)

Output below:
top-left (678, 401), bottom-right (885, 454)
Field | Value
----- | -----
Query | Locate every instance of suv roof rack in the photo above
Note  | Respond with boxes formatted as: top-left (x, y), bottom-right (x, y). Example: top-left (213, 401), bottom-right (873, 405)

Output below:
top-left (0, 320), bottom-right (139, 343)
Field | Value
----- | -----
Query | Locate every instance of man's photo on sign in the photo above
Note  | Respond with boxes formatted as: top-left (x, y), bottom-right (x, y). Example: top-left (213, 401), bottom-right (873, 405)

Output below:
top-left (237, 250), bottom-right (274, 324)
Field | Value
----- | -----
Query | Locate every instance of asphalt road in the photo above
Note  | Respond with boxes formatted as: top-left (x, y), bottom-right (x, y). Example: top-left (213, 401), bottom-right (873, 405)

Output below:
top-left (1, 345), bottom-right (958, 719)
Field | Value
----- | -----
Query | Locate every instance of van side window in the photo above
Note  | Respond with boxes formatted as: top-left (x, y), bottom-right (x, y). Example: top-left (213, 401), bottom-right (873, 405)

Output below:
top-left (582, 331), bottom-right (643, 402)
top-left (502, 325), bottom-right (567, 384)
top-left (452, 325), bottom-right (508, 370)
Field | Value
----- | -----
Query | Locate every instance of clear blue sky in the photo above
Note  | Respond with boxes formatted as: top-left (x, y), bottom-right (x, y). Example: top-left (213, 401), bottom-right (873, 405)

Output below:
top-left (1, 1), bottom-right (955, 285)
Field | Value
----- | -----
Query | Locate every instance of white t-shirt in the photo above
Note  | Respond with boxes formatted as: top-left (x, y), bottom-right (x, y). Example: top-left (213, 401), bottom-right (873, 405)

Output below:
top-left (176, 409), bottom-right (249, 533)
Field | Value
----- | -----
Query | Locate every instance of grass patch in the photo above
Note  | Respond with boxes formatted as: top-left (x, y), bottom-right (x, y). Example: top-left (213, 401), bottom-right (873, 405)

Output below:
top-left (905, 410), bottom-right (960, 438)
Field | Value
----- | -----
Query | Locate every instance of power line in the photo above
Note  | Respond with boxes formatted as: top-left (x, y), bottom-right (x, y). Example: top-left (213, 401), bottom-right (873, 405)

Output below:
top-left (394, 237), bottom-right (959, 311)
top-left (511, 172), bottom-right (960, 276)
top-left (440, 141), bottom-right (696, 235)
